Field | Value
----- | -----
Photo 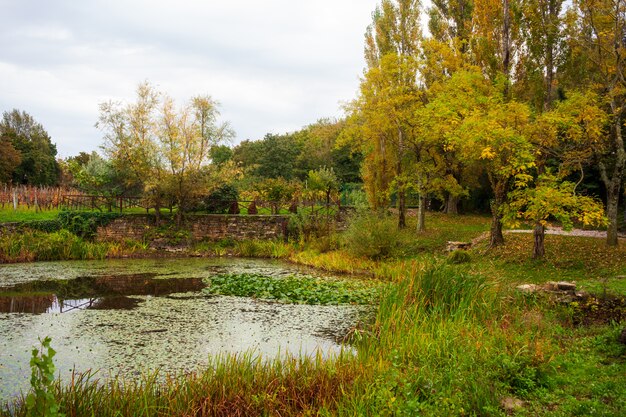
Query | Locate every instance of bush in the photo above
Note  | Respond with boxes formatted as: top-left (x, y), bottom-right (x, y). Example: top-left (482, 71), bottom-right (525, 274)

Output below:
top-left (56, 210), bottom-right (120, 239)
top-left (342, 211), bottom-right (402, 260)
top-left (447, 250), bottom-right (471, 264)
top-left (19, 219), bottom-right (62, 233)
top-left (199, 184), bottom-right (239, 214)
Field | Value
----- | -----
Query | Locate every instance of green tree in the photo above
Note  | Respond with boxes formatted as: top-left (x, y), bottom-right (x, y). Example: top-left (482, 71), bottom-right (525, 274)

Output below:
top-left (516, 0), bottom-right (566, 111)
top-left (358, 0), bottom-right (422, 228)
top-left (209, 144), bottom-right (233, 166)
top-left (0, 109), bottom-right (59, 186)
top-left (306, 167), bottom-right (340, 205)
top-left (504, 173), bottom-right (607, 257)
top-left (440, 71), bottom-right (535, 246)
top-left (563, 0), bottom-right (626, 246)
top-left (98, 82), bottom-right (234, 223)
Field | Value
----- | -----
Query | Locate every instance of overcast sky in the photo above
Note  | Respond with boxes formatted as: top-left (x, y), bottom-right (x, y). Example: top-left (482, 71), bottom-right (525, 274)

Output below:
top-left (0, 0), bottom-right (381, 157)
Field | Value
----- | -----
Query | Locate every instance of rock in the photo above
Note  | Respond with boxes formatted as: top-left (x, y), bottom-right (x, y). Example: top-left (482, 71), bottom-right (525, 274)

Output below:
top-left (501, 397), bottom-right (524, 413)
top-left (516, 284), bottom-right (539, 293)
top-left (556, 281), bottom-right (577, 291)
top-left (446, 241), bottom-right (471, 252)
top-left (543, 281), bottom-right (576, 292)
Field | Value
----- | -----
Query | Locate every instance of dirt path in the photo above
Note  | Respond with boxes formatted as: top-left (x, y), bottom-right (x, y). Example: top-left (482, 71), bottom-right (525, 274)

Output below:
top-left (507, 227), bottom-right (625, 239)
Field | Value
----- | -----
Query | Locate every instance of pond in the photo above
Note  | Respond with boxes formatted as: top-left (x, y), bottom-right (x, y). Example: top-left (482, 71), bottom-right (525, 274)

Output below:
top-left (0, 258), bottom-right (372, 400)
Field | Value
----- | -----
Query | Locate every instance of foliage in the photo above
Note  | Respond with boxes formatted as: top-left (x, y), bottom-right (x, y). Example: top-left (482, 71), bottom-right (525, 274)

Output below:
top-left (0, 110), bottom-right (59, 186)
top-left (25, 337), bottom-right (64, 417)
top-left (253, 177), bottom-right (300, 214)
top-left (0, 134), bottom-right (21, 184)
top-left (305, 166), bottom-right (339, 204)
top-left (68, 152), bottom-right (130, 197)
top-left (204, 273), bottom-right (379, 305)
top-left (341, 211), bottom-right (404, 259)
top-left (233, 239), bottom-right (292, 258)
top-left (198, 183), bottom-right (239, 214)
top-left (504, 174), bottom-right (607, 231)
top-left (3, 353), bottom-right (359, 417)
top-left (18, 219), bottom-right (62, 233)
top-left (0, 229), bottom-right (148, 263)
top-left (98, 82), bottom-right (235, 221)
top-left (56, 210), bottom-right (121, 239)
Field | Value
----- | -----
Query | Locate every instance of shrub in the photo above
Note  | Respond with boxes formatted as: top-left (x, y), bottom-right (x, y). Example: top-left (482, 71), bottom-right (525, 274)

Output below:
top-left (342, 211), bottom-right (402, 260)
top-left (199, 184), bottom-right (239, 214)
top-left (56, 210), bottom-right (120, 239)
top-left (19, 219), bottom-right (62, 233)
top-left (446, 250), bottom-right (471, 264)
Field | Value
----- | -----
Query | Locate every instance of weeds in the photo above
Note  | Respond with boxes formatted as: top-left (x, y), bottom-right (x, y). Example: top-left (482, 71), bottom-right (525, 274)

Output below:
top-left (0, 230), bottom-right (144, 263)
top-left (25, 337), bottom-right (64, 417)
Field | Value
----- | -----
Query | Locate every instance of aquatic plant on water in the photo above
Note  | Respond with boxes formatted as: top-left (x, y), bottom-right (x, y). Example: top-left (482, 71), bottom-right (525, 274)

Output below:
top-left (203, 273), bottom-right (379, 305)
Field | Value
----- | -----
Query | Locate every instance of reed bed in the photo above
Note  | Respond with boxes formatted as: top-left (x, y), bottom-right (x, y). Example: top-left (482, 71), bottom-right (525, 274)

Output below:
top-left (0, 230), bottom-right (146, 263)
top-left (3, 352), bottom-right (361, 417)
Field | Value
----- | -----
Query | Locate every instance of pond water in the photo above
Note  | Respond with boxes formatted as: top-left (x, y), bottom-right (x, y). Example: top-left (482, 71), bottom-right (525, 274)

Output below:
top-left (0, 258), bottom-right (371, 400)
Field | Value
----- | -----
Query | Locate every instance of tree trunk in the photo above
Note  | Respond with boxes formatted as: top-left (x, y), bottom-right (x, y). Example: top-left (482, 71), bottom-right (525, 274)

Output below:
top-left (502, 0), bottom-right (511, 98)
top-left (445, 194), bottom-right (460, 215)
top-left (397, 188), bottom-right (407, 229)
top-left (533, 223), bottom-right (546, 259)
top-left (154, 201), bottom-right (161, 227)
top-left (606, 188), bottom-right (620, 246)
top-left (599, 101), bottom-right (625, 247)
top-left (489, 198), bottom-right (505, 247)
top-left (490, 215), bottom-right (504, 247)
top-left (416, 194), bottom-right (425, 232)
top-left (396, 127), bottom-right (406, 229)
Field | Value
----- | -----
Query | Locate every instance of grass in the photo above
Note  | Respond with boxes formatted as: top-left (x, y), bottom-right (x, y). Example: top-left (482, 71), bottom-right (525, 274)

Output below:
top-left (1, 211), bottom-right (624, 416)
top-left (474, 233), bottom-right (626, 295)
top-left (0, 230), bottom-right (148, 263)
top-left (0, 206), bottom-right (60, 222)
top-left (3, 352), bottom-right (361, 417)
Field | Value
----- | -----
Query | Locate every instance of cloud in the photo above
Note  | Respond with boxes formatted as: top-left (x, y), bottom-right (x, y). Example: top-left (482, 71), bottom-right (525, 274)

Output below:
top-left (0, 0), bottom-right (379, 157)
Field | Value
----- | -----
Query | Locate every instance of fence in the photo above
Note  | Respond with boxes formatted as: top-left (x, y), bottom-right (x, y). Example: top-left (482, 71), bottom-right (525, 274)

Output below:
top-left (61, 194), bottom-right (146, 212)
top-left (0, 186), bottom-right (75, 210)
top-left (0, 185), bottom-right (345, 218)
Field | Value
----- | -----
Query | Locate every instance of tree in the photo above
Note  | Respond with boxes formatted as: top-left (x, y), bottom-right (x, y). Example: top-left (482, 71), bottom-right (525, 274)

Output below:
top-left (0, 110), bottom-right (59, 186)
top-left (563, 0), bottom-right (626, 246)
top-left (440, 71), bottom-right (535, 246)
top-left (254, 177), bottom-right (301, 214)
top-left (359, 0), bottom-right (422, 228)
top-left (307, 167), bottom-right (340, 206)
top-left (232, 134), bottom-right (302, 180)
top-left (209, 145), bottom-right (233, 166)
top-left (516, 0), bottom-right (566, 111)
top-left (98, 82), bottom-right (234, 223)
top-left (504, 173), bottom-right (607, 257)
top-left (0, 135), bottom-right (21, 184)
top-left (70, 152), bottom-right (131, 199)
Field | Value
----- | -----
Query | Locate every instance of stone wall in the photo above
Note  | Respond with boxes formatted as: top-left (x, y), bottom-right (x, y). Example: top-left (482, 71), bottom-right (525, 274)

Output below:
top-left (96, 214), bottom-right (289, 242)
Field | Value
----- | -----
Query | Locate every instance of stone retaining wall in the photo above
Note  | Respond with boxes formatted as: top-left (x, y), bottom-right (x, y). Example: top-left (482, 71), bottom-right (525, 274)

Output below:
top-left (96, 214), bottom-right (289, 242)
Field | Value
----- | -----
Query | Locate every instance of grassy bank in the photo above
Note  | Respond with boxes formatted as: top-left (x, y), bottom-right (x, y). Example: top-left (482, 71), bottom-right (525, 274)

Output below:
top-left (1, 213), bottom-right (624, 416)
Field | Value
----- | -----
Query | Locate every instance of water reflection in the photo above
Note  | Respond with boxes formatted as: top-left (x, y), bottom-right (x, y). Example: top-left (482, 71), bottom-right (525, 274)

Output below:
top-left (0, 274), bottom-right (205, 314)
